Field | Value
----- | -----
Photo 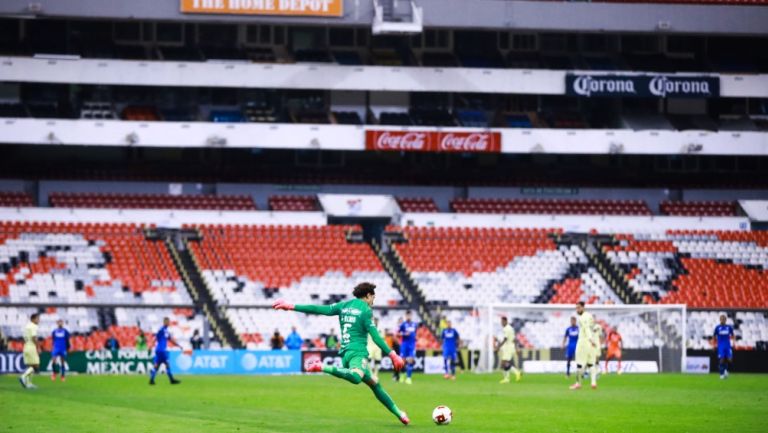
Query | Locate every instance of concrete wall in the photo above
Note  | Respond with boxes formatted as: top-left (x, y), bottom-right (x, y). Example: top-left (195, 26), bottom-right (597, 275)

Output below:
top-left (10, 179), bottom-right (767, 213)
top-left (38, 180), bottom-right (207, 206)
top-left (0, 0), bottom-right (766, 35)
top-left (217, 182), bottom-right (457, 210)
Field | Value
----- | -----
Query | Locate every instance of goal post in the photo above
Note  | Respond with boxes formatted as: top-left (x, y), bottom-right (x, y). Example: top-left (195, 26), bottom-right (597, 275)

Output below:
top-left (478, 304), bottom-right (687, 374)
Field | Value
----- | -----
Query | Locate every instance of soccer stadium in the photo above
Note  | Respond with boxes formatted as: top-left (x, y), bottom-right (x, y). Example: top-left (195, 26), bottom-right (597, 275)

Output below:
top-left (0, 0), bottom-right (767, 431)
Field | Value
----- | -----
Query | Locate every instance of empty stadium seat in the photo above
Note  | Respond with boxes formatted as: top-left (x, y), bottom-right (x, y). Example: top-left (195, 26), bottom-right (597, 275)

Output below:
top-left (49, 192), bottom-right (257, 211)
top-left (0, 221), bottom-right (190, 304)
top-left (268, 195), bottom-right (319, 212)
top-left (451, 198), bottom-right (652, 215)
top-left (396, 197), bottom-right (439, 213)
top-left (0, 306), bottom-right (207, 352)
top-left (606, 230), bottom-right (768, 308)
top-left (190, 224), bottom-right (402, 306)
top-left (660, 200), bottom-right (739, 216)
top-left (0, 191), bottom-right (34, 207)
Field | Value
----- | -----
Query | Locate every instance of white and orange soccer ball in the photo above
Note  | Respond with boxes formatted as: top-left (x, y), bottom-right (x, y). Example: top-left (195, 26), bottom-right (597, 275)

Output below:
top-left (432, 405), bottom-right (452, 425)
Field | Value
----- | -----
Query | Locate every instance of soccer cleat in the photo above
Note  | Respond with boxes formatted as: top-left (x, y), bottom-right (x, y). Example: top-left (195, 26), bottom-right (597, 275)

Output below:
top-left (51, 373), bottom-right (57, 381)
top-left (405, 377), bottom-right (412, 385)
top-left (617, 370), bottom-right (623, 376)
top-left (720, 374), bottom-right (725, 380)
top-left (399, 411), bottom-right (410, 426)
top-left (305, 359), bottom-right (323, 373)
top-left (170, 379), bottom-right (181, 385)
top-left (61, 376), bottom-right (66, 382)
top-left (18, 376), bottom-right (27, 389)
top-left (149, 379), bottom-right (156, 385)
top-left (399, 375), bottom-right (405, 383)
top-left (724, 370), bottom-right (729, 378)
top-left (515, 370), bottom-right (522, 382)
top-left (443, 374), bottom-right (450, 379)
top-left (27, 383), bottom-right (38, 390)
top-left (499, 378), bottom-right (510, 384)
top-left (569, 383), bottom-right (582, 390)
top-left (450, 375), bottom-right (456, 381)
top-left (591, 384), bottom-right (597, 390)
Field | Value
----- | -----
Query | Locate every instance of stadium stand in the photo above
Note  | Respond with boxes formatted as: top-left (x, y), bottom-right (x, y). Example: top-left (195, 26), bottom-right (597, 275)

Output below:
top-left (391, 226), bottom-right (618, 307)
top-left (49, 193), bottom-right (257, 211)
top-left (0, 221), bottom-right (190, 304)
top-left (79, 102), bottom-right (116, 120)
top-left (1, 306), bottom-right (206, 352)
top-left (0, 191), bottom-right (34, 207)
top-left (659, 200), bottom-right (739, 216)
top-left (188, 224), bottom-right (408, 346)
top-left (121, 105), bottom-right (161, 121)
top-left (395, 197), bottom-right (440, 213)
top-left (603, 230), bottom-right (768, 308)
top-left (267, 195), bottom-right (320, 211)
top-left (190, 224), bottom-right (400, 305)
top-left (450, 198), bottom-right (652, 215)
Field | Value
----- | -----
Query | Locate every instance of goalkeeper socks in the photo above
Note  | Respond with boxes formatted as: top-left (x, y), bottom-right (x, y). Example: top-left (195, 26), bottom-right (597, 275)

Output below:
top-left (370, 383), bottom-right (402, 418)
top-left (406, 363), bottom-right (413, 378)
top-left (323, 366), bottom-right (362, 385)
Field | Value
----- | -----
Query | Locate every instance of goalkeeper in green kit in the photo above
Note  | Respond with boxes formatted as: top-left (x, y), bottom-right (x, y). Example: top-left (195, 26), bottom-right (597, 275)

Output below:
top-left (273, 282), bottom-right (410, 425)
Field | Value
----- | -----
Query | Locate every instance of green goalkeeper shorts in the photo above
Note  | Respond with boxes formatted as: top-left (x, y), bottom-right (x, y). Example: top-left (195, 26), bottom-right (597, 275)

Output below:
top-left (343, 351), bottom-right (371, 376)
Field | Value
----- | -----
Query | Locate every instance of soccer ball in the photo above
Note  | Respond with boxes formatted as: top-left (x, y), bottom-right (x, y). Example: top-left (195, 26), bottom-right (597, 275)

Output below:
top-left (432, 405), bottom-right (452, 425)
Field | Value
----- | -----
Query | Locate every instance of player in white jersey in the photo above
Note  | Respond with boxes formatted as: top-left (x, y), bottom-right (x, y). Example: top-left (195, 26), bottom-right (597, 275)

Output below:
top-left (19, 313), bottom-right (41, 389)
top-left (570, 302), bottom-right (598, 390)
top-left (496, 316), bottom-right (522, 383)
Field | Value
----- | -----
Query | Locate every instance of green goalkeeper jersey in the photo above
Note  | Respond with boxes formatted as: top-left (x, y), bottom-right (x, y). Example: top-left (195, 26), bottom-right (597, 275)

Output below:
top-left (295, 298), bottom-right (391, 357)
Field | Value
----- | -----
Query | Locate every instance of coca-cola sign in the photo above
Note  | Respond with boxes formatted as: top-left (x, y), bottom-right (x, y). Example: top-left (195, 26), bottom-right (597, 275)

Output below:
top-left (371, 131), bottom-right (429, 151)
top-left (566, 74), bottom-right (719, 98)
top-left (365, 130), bottom-right (501, 153)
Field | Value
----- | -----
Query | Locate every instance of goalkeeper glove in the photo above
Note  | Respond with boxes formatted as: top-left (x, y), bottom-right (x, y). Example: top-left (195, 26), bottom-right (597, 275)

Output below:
top-left (272, 299), bottom-right (295, 311)
top-left (389, 352), bottom-right (405, 372)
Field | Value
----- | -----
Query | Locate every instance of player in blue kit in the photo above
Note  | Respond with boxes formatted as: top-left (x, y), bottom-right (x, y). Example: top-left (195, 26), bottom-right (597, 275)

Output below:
top-left (50, 320), bottom-right (70, 382)
top-left (441, 321), bottom-right (460, 380)
top-left (149, 317), bottom-right (181, 385)
top-left (561, 317), bottom-right (579, 377)
top-left (398, 311), bottom-right (418, 385)
top-left (713, 314), bottom-right (735, 379)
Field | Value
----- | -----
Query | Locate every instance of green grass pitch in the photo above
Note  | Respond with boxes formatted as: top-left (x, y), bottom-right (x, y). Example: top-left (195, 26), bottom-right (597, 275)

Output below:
top-left (2, 373), bottom-right (766, 432)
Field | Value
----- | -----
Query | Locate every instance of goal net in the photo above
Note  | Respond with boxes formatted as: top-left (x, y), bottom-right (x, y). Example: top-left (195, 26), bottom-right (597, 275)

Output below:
top-left (475, 304), bottom-right (687, 374)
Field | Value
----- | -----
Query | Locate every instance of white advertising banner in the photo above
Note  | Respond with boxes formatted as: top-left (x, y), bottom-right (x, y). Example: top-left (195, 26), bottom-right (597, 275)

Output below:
top-left (685, 356), bottom-right (711, 374)
top-left (738, 200), bottom-right (768, 222)
top-left (424, 356), bottom-right (446, 374)
top-left (318, 194), bottom-right (399, 218)
top-left (524, 360), bottom-right (659, 374)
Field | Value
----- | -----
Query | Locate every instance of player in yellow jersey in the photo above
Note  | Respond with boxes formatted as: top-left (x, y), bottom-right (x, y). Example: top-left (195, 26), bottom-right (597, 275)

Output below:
top-left (589, 316), bottom-right (604, 385)
top-left (19, 313), bottom-right (40, 389)
top-left (496, 316), bottom-right (522, 383)
top-left (570, 302), bottom-right (598, 390)
top-left (367, 317), bottom-right (383, 380)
